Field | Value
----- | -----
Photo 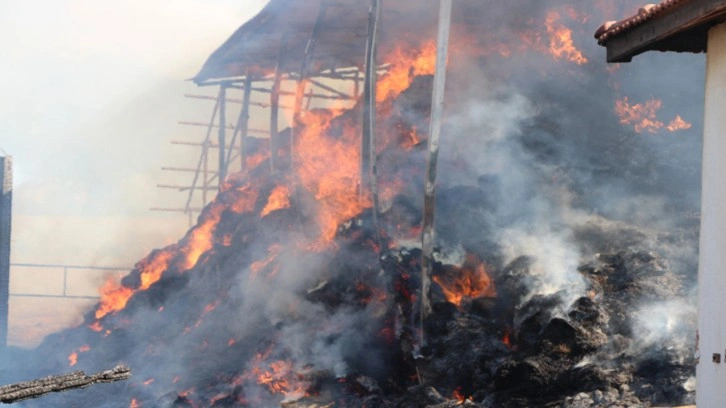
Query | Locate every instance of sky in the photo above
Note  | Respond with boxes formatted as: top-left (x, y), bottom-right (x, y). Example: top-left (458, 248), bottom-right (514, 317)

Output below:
top-left (0, 0), bottom-right (268, 346)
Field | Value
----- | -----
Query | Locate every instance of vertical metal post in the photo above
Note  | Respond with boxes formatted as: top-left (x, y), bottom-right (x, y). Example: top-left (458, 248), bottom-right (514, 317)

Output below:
top-left (240, 75), bottom-right (253, 171)
top-left (270, 34), bottom-right (288, 174)
top-left (0, 156), bottom-right (12, 349)
top-left (361, 0), bottom-right (381, 197)
top-left (218, 84), bottom-right (228, 185)
top-left (420, 0), bottom-right (452, 349)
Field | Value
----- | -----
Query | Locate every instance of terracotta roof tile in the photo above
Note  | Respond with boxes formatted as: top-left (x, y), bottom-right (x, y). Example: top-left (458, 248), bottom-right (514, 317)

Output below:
top-left (594, 0), bottom-right (691, 44)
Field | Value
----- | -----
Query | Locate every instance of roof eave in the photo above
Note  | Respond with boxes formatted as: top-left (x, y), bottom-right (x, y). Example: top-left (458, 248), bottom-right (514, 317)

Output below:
top-left (598, 0), bottom-right (726, 63)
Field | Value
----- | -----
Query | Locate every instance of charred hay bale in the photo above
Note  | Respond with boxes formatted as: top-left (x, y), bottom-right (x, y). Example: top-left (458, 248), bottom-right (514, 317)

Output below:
top-left (539, 318), bottom-right (607, 357)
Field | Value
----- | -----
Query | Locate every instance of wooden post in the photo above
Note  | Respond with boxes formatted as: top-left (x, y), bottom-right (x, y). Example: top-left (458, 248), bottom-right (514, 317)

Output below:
top-left (270, 34), bottom-right (288, 174)
top-left (420, 0), bottom-right (452, 350)
top-left (240, 75), bottom-right (253, 171)
top-left (184, 91), bottom-right (220, 215)
top-left (218, 84), bottom-right (228, 185)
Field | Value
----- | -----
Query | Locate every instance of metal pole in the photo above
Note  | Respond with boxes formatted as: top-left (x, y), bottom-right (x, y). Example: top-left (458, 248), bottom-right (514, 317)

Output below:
top-left (218, 84), bottom-right (228, 185)
top-left (420, 0), bottom-right (452, 350)
top-left (361, 0), bottom-right (381, 198)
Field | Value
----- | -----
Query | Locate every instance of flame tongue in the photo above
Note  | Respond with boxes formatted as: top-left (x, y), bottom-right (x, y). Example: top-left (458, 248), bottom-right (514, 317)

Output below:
top-left (433, 254), bottom-right (496, 307)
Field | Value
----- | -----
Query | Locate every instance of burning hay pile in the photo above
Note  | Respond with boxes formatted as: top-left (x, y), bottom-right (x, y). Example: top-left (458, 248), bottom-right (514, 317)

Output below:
top-left (2, 1), bottom-right (702, 407)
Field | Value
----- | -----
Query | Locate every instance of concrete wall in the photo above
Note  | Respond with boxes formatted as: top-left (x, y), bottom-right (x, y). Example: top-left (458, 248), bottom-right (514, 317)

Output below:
top-left (698, 21), bottom-right (726, 408)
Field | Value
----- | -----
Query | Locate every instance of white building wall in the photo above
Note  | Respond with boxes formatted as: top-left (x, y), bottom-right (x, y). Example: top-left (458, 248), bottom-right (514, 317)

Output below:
top-left (698, 21), bottom-right (726, 408)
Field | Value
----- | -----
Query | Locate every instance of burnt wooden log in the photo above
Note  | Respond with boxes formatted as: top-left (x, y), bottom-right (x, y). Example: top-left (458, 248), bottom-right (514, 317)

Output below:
top-left (0, 365), bottom-right (131, 404)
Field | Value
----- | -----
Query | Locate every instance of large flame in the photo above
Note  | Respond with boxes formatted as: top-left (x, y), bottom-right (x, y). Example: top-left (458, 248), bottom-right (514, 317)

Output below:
top-left (544, 11), bottom-right (588, 65)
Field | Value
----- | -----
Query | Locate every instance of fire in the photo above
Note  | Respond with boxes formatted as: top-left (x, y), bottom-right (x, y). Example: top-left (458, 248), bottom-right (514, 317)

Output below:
top-left (615, 97), bottom-right (691, 133)
top-left (261, 185), bottom-right (291, 217)
top-left (294, 110), bottom-right (368, 245)
top-left (67, 344), bottom-right (91, 367)
top-left (255, 360), bottom-right (306, 400)
top-left (143, 378), bottom-right (155, 386)
top-left (95, 278), bottom-right (134, 319)
top-left (502, 328), bottom-right (512, 349)
top-left (433, 254), bottom-right (495, 307)
top-left (68, 352), bottom-right (78, 367)
top-left (180, 204), bottom-right (224, 269)
top-left (544, 11), bottom-right (588, 65)
top-left (129, 399), bottom-right (140, 408)
top-left (452, 387), bottom-right (471, 403)
top-left (667, 115), bottom-right (692, 131)
top-left (377, 41), bottom-right (437, 103)
top-left (88, 321), bottom-right (103, 332)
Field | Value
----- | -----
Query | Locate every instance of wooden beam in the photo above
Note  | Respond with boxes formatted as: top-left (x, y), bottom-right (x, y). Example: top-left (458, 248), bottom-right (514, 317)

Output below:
top-left (218, 85), bottom-right (227, 185)
top-left (604, 1), bottom-right (726, 62)
top-left (0, 366), bottom-right (131, 404)
top-left (239, 75), bottom-right (253, 171)
top-left (270, 34), bottom-right (289, 174)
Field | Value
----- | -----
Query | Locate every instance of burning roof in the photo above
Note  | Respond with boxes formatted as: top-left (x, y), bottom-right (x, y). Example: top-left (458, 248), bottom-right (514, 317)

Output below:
top-left (193, 0), bottom-right (441, 84)
top-left (595, 0), bottom-right (726, 62)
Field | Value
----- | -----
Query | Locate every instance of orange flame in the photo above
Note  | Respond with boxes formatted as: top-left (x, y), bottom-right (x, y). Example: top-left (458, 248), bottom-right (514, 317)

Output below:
top-left (452, 387), bottom-right (470, 403)
top-left (294, 110), bottom-right (368, 245)
top-left (544, 11), bottom-right (588, 65)
top-left (615, 97), bottom-right (691, 134)
top-left (378, 41), bottom-right (437, 103)
top-left (129, 399), bottom-right (140, 408)
top-left (68, 352), bottom-right (78, 367)
top-left (261, 185), bottom-right (291, 217)
top-left (95, 278), bottom-right (134, 319)
top-left (255, 360), bottom-right (306, 400)
top-left (667, 115), bottom-right (692, 132)
top-left (433, 254), bottom-right (496, 307)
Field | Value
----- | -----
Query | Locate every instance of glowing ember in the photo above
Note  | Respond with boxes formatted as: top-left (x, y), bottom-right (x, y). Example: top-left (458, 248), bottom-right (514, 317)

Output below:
top-left (129, 398), bottom-right (140, 408)
top-left (503, 328), bottom-right (512, 349)
top-left (255, 360), bottom-right (306, 400)
top-left (433, 254), bottom-right (495, 307)
top-left (544, 11), bottom-right (588, 65)
top-left (453, 387), bottom-right (471, 403)
top-left (261, 185), bottom-right (291, 217)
